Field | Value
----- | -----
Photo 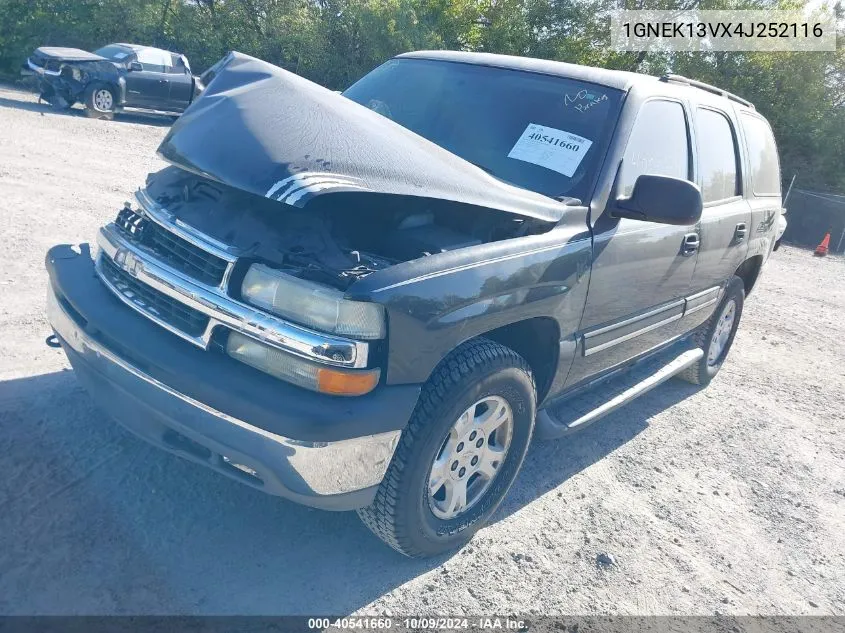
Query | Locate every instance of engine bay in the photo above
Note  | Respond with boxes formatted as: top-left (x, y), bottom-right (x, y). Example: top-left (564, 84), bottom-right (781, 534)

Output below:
top-left (143, 167), bottom-right (553, 290)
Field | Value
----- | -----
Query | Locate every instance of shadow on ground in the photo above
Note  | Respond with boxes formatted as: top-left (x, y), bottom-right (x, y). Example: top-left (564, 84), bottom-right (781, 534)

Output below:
top-left (496, 378), bottom-right (699, 520)
top-left (0, 367), bottom-right (699, 614)
top-left (0, 90), bottom-right (172, 127)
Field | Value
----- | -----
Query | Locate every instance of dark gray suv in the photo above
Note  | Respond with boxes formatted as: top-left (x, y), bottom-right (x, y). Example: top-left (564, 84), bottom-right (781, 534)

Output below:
top-left (45, 51), bottom-right (782, 557)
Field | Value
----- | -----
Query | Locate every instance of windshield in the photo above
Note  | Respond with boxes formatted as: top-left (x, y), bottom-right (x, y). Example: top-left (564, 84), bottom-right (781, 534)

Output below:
top-left (93, 45), bottom-right (132, 62)
top-left (344, 58), bottom-right (623, 201)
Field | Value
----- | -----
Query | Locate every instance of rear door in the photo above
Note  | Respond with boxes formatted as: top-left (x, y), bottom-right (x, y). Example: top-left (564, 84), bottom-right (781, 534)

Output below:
top-left (682, 105), bottom-right (751, 332)
top-left (565, 97), bottom-right (700, 387)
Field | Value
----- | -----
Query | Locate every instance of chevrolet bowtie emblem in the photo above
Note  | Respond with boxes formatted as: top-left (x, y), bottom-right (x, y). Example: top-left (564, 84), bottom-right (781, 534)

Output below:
top-left (123, 251), bottom-right (142, 276)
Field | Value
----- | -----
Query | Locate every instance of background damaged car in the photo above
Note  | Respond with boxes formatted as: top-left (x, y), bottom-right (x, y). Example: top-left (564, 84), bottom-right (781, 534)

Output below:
top-left (22, 43), bottom-right (201, 119)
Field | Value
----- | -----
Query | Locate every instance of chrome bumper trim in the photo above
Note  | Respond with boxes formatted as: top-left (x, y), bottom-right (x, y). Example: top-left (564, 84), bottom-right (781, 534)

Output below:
top-left (47, 287), bottom-right (399, 498)
top-left (96, 224), bottom-right (370, 368)
top-left (27, 58), bottom-right (61, 76)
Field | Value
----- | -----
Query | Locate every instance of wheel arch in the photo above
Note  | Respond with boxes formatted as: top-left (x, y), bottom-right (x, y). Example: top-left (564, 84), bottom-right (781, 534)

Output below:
top-left (734, 255), bottom-right (764, 296)
top-left (472, 317), bottom-right (560, 404)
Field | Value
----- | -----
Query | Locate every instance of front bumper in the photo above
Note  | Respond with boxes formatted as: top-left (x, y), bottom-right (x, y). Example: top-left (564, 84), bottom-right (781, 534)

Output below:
top-left (46, 244), bottom-right (421, 510)
top-left (24, 57), bottom-right (60, 76)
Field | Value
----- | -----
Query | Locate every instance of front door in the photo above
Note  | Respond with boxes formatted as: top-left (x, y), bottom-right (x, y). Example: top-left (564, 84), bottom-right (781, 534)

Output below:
top-left (124, 50), bottom-right (172, 109)
top-left (565, 98), bottom-right (699, 387)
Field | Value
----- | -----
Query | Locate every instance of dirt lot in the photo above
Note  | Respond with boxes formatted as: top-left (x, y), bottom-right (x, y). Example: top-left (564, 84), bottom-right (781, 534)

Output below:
top-left (0, 84), bottom-right (843, 616)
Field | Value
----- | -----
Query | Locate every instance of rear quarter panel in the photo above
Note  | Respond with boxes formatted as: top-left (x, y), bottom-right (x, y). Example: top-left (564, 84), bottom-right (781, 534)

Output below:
top-left (735, 108), bottom-right (782, 267)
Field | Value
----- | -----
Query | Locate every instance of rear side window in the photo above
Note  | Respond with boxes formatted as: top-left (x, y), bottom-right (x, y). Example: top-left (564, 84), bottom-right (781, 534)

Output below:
top-left (695, 108), bottom-right (740, 203)
top-left (618, 100), bottom-right (690, 198)
top-left (741, 114), bottom-right (781, 196)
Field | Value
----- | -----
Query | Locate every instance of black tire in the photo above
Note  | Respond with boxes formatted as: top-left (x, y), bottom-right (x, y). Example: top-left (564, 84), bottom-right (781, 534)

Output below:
top-left (678, 276), bottom-right (745, 386)
top-left (84, 83), bottom-right (116, 120)
top-left (357, 338), bottom-right (536, 557)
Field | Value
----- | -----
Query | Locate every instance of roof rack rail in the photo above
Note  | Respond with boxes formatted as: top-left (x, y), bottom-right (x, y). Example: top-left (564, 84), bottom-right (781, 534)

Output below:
top-left (659, 73), bottom-right (755, 109)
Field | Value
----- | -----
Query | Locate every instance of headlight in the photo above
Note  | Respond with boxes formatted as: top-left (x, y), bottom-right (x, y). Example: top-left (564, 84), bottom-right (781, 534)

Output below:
top-left (241, 264), bottom-right (385, 339)
top-left (226, 332), bottom-right (380, 396)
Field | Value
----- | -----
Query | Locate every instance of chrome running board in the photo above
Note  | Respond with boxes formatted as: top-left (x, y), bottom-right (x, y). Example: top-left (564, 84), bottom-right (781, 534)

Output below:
top-left (536, 347), bottom-right (703, 440)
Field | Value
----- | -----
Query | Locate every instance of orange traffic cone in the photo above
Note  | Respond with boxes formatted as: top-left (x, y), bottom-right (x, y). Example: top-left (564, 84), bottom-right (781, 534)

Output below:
top-left (814, 232), bottom-right (831, 256)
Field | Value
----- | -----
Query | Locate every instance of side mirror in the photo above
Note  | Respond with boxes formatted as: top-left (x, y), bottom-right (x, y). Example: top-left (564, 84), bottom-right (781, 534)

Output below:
top-left (613, 175), bottom-right (702, 225)
top-left (128, 61), bottom-right (143, 72)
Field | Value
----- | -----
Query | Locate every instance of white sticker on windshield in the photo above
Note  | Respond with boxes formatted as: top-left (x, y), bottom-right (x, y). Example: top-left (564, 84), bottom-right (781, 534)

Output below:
top-left (507, 124), bottom-right (593, 177)
top-left (113, 52), bottom-right (128, 59)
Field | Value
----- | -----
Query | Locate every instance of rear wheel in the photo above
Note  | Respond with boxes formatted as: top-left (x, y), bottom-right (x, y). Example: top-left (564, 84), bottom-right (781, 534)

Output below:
top-left (84, 84), bottom-right (116, 120)
top-left (357, 338), bottom-right (536, 557)
top-left (678, 276), bottom-right (745, 386)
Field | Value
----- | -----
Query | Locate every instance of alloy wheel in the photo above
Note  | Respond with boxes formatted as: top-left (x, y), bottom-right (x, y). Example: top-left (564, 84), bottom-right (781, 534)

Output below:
top-left (707, 299), bottom-right (736, 366)
top-left (93, 89), bottom-right (113, 112)
top-left (427, 395), bottom-right (513, 520)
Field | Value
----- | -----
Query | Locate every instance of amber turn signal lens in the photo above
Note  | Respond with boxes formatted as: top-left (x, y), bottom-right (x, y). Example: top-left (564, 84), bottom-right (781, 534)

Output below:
top-left (317, 367), bottom-right (380, 396)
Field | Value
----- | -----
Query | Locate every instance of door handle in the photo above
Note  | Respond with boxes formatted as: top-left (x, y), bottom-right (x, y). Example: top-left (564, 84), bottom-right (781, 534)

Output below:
top-left (682, 233), bottom-right (700, 256)
top-left (734, 222), bottom-right (748, 243)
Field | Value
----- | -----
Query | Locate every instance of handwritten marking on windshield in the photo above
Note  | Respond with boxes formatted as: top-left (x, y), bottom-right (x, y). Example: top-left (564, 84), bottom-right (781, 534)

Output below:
top-left (564, 90), bottom-right (609, 113)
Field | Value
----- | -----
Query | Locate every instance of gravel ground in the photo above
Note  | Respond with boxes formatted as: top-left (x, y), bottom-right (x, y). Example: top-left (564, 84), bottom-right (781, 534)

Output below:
top-left (1, 84), bottom-right (843, 616)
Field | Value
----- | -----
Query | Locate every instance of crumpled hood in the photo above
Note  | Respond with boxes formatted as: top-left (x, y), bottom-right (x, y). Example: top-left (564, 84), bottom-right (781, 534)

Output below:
top-left (157, 52), bottom-right (564, 222)
top-left (33, 47), bottom-right (107, 62)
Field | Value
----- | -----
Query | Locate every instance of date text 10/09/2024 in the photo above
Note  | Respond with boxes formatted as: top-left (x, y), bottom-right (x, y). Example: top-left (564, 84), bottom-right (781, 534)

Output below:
top-left (307, 617), bottom-right (528, 630)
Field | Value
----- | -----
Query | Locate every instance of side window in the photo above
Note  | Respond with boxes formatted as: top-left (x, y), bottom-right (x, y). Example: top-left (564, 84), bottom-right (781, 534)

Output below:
top-left (618, 100), bottom-right (690, 198)
top-left (135, 48), bottom-right (170, 73)
top-left (696, 108), bottom-right (739, 203)
top-left (741, 113), bottom-right (781, 196)
top-left (167, 54), bottom-right (187, 74)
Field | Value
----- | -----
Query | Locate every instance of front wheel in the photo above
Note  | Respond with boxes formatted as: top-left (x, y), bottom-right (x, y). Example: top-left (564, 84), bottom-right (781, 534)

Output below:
top-left (357, 338), bottom-right (536, 557)
top-left (84, 84), bottom-right (116, 120)
top-left (678, 276), bottom-right (745, 386)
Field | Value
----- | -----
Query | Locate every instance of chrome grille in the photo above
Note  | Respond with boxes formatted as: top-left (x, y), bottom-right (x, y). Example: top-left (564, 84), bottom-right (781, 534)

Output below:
top-left (95, 222), bottom-right (370, 366)
top-left (114, 207), bottom-right (229, 287)
top-left (100, 256), bottom-right (209, 336)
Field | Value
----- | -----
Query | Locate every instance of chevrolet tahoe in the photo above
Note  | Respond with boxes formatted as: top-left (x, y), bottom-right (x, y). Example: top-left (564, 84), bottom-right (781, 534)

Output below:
top-left (45, 51), bottom-right (783, 557)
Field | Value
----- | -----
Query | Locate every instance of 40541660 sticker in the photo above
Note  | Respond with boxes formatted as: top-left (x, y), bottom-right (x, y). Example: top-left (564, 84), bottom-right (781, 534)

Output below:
top-left (507, 123), bottom-right (593, 177)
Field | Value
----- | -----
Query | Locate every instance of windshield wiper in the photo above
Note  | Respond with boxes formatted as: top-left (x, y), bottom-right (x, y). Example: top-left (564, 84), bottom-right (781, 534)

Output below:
top-left (554, 195), bottom-right (582, 206)
top-left (467, 161), bottom-right (582, 206)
